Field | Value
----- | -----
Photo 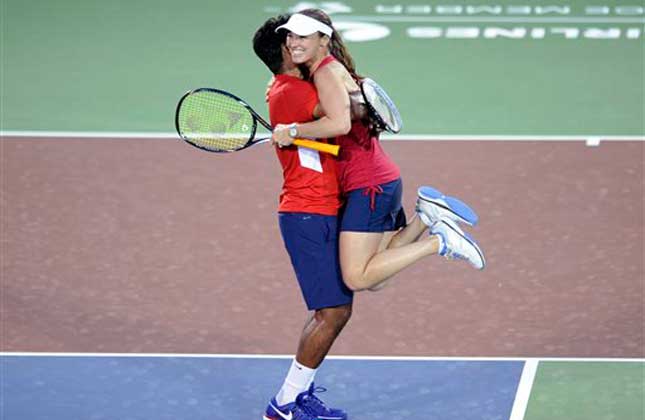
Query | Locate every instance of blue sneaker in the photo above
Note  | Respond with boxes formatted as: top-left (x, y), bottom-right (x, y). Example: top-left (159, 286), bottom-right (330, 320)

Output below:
top-left (263, 397), bottom-right (317, 420)
top-left (296, 383), bottom-right (347, 420)
top-left (416, 186), bottom-right (478, 227)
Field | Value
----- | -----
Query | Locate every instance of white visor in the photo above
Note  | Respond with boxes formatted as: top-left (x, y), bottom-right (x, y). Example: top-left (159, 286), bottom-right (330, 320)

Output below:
top-left (275, 13), bottom-right (333, 37)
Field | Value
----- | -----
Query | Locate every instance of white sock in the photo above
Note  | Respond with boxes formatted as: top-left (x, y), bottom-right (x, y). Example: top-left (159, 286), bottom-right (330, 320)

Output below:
top-left (275, 359), bottom-right (317, 406)
top-left (305, 375), bottom-right (315, 390)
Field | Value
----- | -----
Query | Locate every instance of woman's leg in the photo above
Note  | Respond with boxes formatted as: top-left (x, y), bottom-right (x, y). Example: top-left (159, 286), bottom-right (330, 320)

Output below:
top-left (339, 229), bottom-right (441, 291)
top-left (361, 215), bottom-right (429, 291)
top-left (384, 214), bottom-right (428, 249)
top-left (339, 179), bottom-right (439, 291)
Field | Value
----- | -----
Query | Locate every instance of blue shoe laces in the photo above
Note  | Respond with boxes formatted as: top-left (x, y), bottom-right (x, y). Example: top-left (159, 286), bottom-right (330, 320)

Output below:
top-left (297, 386), bottom-right (333, 415)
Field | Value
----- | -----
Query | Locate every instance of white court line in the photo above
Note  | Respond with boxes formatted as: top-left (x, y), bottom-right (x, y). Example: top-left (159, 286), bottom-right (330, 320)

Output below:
top-left (1, 352), bottom-right (644, 362)
top-left (509, 359), bottom-right (540, 420)
top-left (1, 130), bottom-right (643, 146)
top-left (0, 131), bottom-right (179, 139)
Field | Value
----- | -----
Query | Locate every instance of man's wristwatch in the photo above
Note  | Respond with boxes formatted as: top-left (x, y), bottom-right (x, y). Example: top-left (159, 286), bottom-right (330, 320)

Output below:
top-left (288, 123), bottom-right (298, 138)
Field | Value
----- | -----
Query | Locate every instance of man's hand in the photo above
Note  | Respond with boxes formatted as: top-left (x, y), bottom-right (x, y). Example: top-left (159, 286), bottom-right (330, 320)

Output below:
top-left (349, 90), bottom-right (368, 121)
top-left (272, 124), bottom-right (295, 148)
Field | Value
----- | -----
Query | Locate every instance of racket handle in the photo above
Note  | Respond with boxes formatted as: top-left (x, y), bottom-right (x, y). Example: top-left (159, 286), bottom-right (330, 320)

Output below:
top-left (293, 139), bottom-right (340, 156)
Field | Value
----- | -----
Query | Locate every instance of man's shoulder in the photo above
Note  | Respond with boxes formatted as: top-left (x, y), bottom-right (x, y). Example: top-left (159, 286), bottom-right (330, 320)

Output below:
top-left (269, 75), bottom-right (319, 125)
top-left (273, 75), bottom-right (316, 94)
top-left (270, 75), bottom-right (318, 108)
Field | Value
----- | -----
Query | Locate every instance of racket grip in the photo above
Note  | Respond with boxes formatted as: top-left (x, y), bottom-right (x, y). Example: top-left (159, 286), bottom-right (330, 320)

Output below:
top-left (293, 139), bottom-right (340, 156)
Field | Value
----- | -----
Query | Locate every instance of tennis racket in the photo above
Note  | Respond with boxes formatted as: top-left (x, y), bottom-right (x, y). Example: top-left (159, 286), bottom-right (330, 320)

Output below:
top-left (360, 78), bottom-right (403, 134)
top-left (175, 88), bottom-right (339, 156)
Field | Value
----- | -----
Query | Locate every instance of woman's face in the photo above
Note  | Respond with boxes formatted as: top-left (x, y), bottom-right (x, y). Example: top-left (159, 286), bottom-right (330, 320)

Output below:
top-left (286, 32), bottom-right (328, 65)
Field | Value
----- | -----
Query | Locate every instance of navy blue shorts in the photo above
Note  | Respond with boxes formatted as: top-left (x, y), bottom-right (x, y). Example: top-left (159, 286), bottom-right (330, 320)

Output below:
top-left (340, 178), bottom-right (407, 232)
top-left (279, 213), bottom-right (354, 310)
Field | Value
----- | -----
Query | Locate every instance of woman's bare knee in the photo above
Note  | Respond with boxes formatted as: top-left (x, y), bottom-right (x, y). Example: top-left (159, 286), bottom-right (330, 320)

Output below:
top-left (342, 269), bottom-right (367, 291)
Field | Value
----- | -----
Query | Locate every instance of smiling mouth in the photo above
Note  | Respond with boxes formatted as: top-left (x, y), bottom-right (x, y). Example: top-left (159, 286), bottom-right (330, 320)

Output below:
top-left (290, 50), bottom-right (306, 61)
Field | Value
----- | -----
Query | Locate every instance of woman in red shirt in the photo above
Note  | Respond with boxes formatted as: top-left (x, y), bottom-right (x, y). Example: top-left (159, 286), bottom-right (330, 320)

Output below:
top-left (273, 9), bottom-right (486, 292)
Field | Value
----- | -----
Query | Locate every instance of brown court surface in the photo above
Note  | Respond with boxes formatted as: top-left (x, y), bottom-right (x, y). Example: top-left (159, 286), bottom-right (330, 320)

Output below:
top-left (2, 138), bottom-right (643, 358)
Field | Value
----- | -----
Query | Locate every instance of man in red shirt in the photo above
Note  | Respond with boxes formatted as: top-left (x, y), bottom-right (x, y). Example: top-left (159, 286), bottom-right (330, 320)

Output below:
top-left (253, 15), bottom-right (351, 420)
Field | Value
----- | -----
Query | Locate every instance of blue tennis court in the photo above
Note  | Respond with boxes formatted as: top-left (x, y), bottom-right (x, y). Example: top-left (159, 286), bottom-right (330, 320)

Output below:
top-left (3, 355), bottom-right (525, 420)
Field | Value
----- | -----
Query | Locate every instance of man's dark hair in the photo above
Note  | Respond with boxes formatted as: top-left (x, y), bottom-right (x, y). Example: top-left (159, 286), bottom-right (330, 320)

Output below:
top-left (252, 15), bottom-right (289, 75)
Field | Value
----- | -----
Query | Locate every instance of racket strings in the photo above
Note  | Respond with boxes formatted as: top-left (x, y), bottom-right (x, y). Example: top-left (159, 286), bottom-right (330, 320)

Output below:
top-left (362, 80), bottom-right (403, 133)
top-left (368, 91), bottom-right (395, 125)
top-left (177, 91), bottom-right (255, 151)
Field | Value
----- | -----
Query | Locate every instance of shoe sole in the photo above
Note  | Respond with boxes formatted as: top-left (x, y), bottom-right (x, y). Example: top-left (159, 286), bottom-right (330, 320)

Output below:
top-left (437, 218), bottom-right (486, 270)
top-left (418, 186), bottom-right (478, 226)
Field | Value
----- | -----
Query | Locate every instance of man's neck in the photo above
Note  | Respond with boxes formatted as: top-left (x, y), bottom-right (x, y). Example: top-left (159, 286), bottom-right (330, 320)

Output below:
top-left (279, 65), bottom-right (302, 78)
